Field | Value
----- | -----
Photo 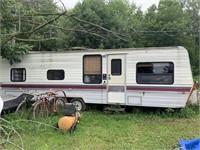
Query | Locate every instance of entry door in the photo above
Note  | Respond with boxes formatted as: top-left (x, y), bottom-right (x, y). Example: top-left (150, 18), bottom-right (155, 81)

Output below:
top-left (107, 54), bottom-right (126, 104)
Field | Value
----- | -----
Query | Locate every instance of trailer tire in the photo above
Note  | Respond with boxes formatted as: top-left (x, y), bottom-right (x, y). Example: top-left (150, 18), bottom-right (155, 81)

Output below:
top-left (70, 98), bottom-right (86, 111)
top-left (125, 106), bottom-right (133, 113)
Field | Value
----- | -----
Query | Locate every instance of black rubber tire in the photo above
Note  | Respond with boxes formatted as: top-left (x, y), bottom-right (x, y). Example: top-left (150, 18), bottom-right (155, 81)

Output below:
top-left (125, 106), bottom-right (133, 113)
top-left (54, 123), bottom-right (59, 130)
top-left (70, 98), bottom-right (86, 111)
top-left (70, 124), bottom-right (77, 133)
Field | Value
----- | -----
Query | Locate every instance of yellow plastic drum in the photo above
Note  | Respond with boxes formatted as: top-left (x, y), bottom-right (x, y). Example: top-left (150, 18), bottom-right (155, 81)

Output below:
top-left (58, 116), bottom-right (76, 131)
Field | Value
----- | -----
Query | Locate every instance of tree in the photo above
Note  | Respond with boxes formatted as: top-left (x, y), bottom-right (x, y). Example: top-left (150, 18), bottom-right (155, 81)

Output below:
top-left (1, 0), bottom-right (198, 76)
top-left (143, 0), bottom-right (187, 47)
top-left (143, 0), bottom-right (199, 76)
top-left (0, 0), bottom-right (66, 64)
top-left (180, 0), bottom-right (200, 76)
top-left (58, 0), bottom-right (138, 49)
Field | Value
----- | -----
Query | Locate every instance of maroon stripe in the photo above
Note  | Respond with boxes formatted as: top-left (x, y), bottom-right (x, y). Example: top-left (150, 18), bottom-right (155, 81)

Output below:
top-left (1, 84), bottom-right (106, 90)
top-left (1, 84), bottom-right (191, 92)
top-left (127, 86), bottom-right (191, 92)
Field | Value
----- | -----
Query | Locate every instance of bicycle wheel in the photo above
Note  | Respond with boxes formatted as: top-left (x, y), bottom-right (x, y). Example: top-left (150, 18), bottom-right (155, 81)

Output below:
top-left (15, 101), bottom-right (28, 118)
top-left (27, 103), bottom-right (35, 120)
top-left (33, 101), bottom-right (48, 119)
top-left (56, 98), bottom-right (65, 115)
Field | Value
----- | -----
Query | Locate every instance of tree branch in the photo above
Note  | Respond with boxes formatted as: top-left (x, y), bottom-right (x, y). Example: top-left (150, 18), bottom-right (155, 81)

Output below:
top-left (67, 14), bottom-right (128, 42)
top-left (1, 13), bottom-right (68, 23)
top-left (59, 28), bottom-right (106, 39)
top-left (1, 11), bottom-right (67, 47)
top-left (15, 38), bottom-right (57, 42)
top-left (26, 11), bottom-right (67, 35)
top-left (58, 0), bottom-right (67, 11)
top-left (18, 19), bottom-right (106, 39)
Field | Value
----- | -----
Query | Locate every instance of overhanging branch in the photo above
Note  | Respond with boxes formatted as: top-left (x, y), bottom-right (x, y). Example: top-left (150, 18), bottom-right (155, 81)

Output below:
top-left (15, 38), bottom-right (57, 42)
top-left (1, 11), bottom-right (67, 47)
top-left (16, 19), bottom-right (106, 39)
top-left (67, 14), bottom-right (128, 42)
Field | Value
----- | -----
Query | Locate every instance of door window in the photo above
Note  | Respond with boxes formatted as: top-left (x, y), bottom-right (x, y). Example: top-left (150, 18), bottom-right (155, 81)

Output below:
top-left (111, 59), bottom-right (122, 76)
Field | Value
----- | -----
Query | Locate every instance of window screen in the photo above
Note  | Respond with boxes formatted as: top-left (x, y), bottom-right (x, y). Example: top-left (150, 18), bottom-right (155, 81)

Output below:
top-left (83, 55), bottom-right (102, 84)
top-left (11, 68), bottom-right (26, 82)
top-left (136, 62), bottom-right (174, 84)
top-left (47, 70), bottom-right (65, 80)
top-left (111, 59), bottom-right (122, 76)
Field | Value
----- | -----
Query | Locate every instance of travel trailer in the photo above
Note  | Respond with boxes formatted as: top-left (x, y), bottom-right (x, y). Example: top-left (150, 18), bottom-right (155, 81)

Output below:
top-left (0, 46), bottom-right (197, 111)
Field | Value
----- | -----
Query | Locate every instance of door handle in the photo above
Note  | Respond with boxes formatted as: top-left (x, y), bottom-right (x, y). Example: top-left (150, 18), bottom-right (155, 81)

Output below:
top-left (108, 74), bottom-right (111, 80)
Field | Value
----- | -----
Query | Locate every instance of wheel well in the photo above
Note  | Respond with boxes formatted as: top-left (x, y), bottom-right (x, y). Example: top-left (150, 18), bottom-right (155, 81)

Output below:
top-left (66, 97), bottom-right (84, 103)
top-left (55, 97), bottom-right (83, 102)
top-left (69, 97), bottom-right (86, 111)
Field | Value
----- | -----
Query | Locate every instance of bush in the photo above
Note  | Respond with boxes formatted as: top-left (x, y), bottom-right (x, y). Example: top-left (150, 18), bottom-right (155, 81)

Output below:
top-left (178, 104), bottom-right (200, 118)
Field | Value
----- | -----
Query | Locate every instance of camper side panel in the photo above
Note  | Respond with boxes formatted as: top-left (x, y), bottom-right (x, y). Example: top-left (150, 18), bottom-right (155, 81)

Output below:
top-left (0, 52), bottom-right (105, 104)
top-left (125, 47), bottom-right (193, 108)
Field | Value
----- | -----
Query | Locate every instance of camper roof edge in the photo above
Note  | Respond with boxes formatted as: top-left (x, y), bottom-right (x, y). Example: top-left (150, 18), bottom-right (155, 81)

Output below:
top-left (28, 46), bottom-right (186, 54)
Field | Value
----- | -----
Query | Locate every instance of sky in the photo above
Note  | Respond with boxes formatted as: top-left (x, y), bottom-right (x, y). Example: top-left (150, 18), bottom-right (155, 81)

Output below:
top-left (56, 0), bottom-right (160, 11)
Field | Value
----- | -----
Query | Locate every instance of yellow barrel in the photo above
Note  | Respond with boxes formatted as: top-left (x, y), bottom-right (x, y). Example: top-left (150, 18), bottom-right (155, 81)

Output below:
top-left (58, 116), bottom-right (76, 131)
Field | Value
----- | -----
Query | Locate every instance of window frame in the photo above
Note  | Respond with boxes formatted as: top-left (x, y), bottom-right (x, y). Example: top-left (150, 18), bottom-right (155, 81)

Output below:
top-left (136, 62), bottom-right (174, 84)
top-left (83, 55), bottom-right (102, 84)
top-left (10, 68), bottom-right (26, 82)
top-left (47, 69), bottom-right (65, 80)
top-left (111, 59), bottom-right (122, 76)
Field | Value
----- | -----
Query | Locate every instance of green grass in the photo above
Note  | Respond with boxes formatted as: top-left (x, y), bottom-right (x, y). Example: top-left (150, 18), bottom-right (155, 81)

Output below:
top-left (1, 105), bottom-right (200, 150)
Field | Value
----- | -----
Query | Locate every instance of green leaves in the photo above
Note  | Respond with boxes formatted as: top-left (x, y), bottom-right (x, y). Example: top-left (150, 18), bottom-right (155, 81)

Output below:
top-left (0, 0), bottom-right (199, 76)
top-left (0, 0), bottom-right (63, 63)
top-left (59, 0), bottom-right (138, 49)
top-left (1, 43), bottom-right (32, 65)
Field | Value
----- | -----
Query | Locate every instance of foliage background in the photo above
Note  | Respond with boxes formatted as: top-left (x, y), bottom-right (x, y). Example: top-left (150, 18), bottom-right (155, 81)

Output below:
top-left (0, 0), bottom-right (199, 76)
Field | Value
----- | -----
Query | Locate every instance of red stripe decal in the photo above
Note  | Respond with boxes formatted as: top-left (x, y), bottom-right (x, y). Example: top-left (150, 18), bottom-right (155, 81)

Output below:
top-left (127, 86), bottom-right (190, 92)
top-left (0, 84), bottom-right (106, 90)
top-left (1, 84), bottom-right (191, 92)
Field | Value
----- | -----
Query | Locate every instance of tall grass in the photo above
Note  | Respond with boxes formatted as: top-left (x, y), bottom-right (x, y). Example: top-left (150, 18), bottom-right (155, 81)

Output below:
top-left (0, 104), bottom-right (200, 150)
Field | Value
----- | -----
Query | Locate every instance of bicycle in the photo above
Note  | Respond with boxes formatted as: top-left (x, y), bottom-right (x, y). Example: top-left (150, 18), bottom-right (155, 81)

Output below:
top-left (32, 90), bottom-right (67, 119)
top-left (15, 91), bottom-right (35, 118)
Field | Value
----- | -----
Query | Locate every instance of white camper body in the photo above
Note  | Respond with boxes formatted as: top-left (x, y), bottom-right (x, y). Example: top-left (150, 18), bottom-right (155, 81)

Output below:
top-left (0, 46), bottom-right (196, 110)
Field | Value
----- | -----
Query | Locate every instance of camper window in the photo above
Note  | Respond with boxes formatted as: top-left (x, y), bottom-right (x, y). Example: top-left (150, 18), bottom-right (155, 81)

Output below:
top-left (47, 70), bottom-right (65, 80)
top-left (136, 62), bottom-right (174, 84)
top-left (11, 68), bottom-right (26, 82)
top-left (83, 55), bottom-right (102, 84)
top-left (111, 59), bottom-right (122, 76)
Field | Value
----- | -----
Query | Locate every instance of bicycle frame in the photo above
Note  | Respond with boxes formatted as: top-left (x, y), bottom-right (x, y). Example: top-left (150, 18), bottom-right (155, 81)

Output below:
top-left (41, 93), bottom-right (57, 114)
top-left (32, 90), bottom-right (66, 119)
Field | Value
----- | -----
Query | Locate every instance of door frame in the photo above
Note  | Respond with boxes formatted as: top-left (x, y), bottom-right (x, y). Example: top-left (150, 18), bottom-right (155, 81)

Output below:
top-left (106, 54), bottom-right (127, 104)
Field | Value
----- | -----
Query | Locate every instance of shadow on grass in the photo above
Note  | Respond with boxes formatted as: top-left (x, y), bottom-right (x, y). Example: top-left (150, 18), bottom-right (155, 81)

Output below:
top-left (86, 103), bottom-right (200, 118)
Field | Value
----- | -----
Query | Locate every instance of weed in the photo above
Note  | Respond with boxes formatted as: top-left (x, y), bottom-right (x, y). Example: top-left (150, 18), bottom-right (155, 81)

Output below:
top-left (0, 105), bottom-right (199, 150)
top-left (178, 105), bottom-right (199, 118)
top-left (165, 108), bottom-right (175, 114)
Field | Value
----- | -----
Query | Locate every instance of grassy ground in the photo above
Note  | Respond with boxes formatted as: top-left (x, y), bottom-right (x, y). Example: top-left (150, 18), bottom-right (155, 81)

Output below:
top-left (0, 105), bottom-right (200, 150)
